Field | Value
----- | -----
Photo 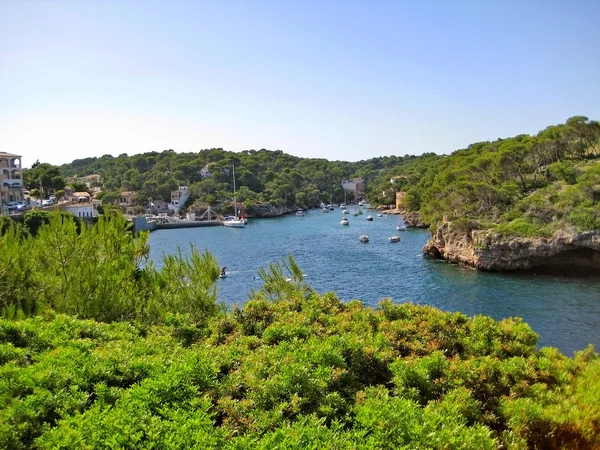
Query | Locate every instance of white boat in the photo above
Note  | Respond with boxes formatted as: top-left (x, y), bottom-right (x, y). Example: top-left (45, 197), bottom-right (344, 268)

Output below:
top-left (359, 234), bottom-right (369, 243)
top-left (296, 209), bottom-right (306, 216)
top-left (223, 165), bottom-right (245, 228)
top-left (377, 213), bottom-right (384, 217)
top-left (366, 215), bottom-right (373, 221)
top-left (340, 217), bottom-right (350, 226)
top-left (342, 209), bottom-right (349, 214)
top-left (396, 225), bottom-right (406, 231)
top-left (389, 235), bottom-right (401, 243)
top-left (219, 272), bottom-right (228, 278)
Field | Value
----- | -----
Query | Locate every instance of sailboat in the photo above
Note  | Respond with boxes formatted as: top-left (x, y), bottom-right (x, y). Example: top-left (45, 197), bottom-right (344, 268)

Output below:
top-left (223, 165), bottom-right (245, 228)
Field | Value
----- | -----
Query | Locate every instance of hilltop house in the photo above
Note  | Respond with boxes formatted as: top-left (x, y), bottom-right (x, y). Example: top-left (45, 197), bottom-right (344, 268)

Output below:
top-left (67, 174), bottom-right (102, 187)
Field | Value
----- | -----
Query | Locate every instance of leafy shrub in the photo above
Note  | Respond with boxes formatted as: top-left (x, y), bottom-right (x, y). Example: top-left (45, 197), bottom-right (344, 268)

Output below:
top-left (495, 218), bottom-right (542, 237)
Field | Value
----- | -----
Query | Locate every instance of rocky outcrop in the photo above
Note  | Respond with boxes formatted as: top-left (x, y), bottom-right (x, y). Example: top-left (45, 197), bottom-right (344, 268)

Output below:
top-left (401, 210), bottom-right (429, 228)
top-left (423, 223), bottom-right (600, 274)
top-left (247, 204), bottom-right (297, 218)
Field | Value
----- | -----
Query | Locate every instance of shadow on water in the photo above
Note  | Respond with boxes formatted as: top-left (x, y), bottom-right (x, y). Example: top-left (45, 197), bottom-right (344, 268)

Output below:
top-left (148, 210), bottom-right (600, 356)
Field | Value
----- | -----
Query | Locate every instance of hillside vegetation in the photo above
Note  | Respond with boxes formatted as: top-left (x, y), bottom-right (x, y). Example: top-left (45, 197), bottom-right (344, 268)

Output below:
top-left (1, 214), bottom-right (599, 448)
top-left (58, 149), bottom-right (412, 212)
top-left (384, 116), bottom-right (600, 236)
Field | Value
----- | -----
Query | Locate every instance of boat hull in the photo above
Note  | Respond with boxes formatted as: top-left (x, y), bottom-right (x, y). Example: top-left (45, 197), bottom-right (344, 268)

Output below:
top-left (223, 220), bottom-right (245, 228)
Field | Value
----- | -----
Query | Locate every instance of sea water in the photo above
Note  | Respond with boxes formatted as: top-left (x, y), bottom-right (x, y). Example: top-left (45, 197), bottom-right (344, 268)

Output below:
top-left (148, 209), bottom-right (600, 356)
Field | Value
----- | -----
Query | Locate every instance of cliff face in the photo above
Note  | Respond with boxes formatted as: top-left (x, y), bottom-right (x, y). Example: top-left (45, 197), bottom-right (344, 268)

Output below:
top-left (247, 204), bottom-right (297, 218)
top-left (423, 223), bottom-right (600, 274)
top-left (401, 210), bottom-right (429, 228)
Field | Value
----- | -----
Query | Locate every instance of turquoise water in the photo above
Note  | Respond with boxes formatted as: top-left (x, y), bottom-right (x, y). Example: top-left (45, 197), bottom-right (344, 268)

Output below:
top-left (148, 209), bottom-right (600, 356)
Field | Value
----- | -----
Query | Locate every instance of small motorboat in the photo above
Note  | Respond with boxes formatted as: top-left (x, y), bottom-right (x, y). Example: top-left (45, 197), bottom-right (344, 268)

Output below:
top-left (377, 213), bottom-right (384, 217)
top-left (366, 215), bottom-right (373, 221)
top-left (396, 225), bottom-right (406, 231)
top-left (296, 209), bottom-right (306, 216)
top-left (389, 235), bottom-right (401, 243)
top-left (359, 234), bottom-right (369, 243)
top-left (219, 272), bottom-right (228, 279)
top-left (343, 209), bottom-right (350, 214)
top-left (340, 217), bottom-right (350, 226)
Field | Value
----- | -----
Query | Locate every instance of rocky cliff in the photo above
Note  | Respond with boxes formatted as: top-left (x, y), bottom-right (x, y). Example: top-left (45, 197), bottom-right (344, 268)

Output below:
top-left (401, 210), bottom-right (429, 228)
top-left (247, 204), bottom-right (297, 218)
top-left (423, 223), bottom-right (600, 274)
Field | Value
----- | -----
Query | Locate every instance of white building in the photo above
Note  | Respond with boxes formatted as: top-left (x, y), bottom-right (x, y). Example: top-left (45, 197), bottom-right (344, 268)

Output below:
top-left (200, 166), bottom-right (212, 178)
top-left (169, 186), bottom-right (190, 212)
top-left (0, 152), bottom-right (23, 215)
top-left (65, 196), bottom-right (100, 218)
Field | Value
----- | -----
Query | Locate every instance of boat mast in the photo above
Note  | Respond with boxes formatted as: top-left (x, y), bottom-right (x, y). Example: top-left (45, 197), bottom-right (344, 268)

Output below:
top-left (232, 164), bottom-right (237, 219)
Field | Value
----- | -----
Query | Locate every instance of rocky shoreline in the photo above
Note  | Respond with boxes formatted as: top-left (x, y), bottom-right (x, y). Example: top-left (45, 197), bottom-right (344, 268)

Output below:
top-left (382, 209), bottom-right (429, 228)
top-left (423, 222), bottom-right (600, 274)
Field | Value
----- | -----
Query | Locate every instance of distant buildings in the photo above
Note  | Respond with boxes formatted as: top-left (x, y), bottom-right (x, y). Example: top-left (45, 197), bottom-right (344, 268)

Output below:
top-left (200, 166), bottom-right (212, 178)
top-left (67, 174), bottom-right (102, 187)
top-left (0, 152), bottom-right (23, 215)
top-left (169, 186), bottom-right (190, 213)
top-left (341, 178), bottom-right (365, 203)
top-left (66, 192), bottom-right (100, 218)
top-left (395, 191), bottom-right (406, 210)
top-left (119, 191), bottom-right (136, 215)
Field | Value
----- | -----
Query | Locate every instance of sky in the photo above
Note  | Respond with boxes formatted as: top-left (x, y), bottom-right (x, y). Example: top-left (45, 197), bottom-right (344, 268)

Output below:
top-left (1, 0), bottom-right (599, 169)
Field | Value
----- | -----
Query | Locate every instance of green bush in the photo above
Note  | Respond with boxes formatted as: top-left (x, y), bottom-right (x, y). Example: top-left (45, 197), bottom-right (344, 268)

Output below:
top-left (495, 218), bottom-right (542, 237)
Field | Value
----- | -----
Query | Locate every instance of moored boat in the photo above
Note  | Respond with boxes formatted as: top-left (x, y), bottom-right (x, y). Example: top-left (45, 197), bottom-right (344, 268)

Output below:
top-left (340, 217), bottom-right (350, 226)
top-left (223, 165), bottom-right (245, 228)
top-left (359, 234), bottom-right (369, 243)
top-left (366, 215), bottom-right (373, 221)
top-left (389, 234), bottom-right (401, 243)
top-left (296, 209), bottom-right (306, 216)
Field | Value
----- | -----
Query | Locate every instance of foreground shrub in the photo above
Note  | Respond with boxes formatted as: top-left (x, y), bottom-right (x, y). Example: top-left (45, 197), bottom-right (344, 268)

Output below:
top-left (1, 289), bottom-right (598, 448)
top-left (0, 212), bottom-right (221, 325)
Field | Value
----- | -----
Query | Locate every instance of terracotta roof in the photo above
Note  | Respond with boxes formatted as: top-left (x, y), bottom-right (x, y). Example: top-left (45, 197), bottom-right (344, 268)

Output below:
top-left (120, 191), bottom-right (136, 196)
top-left (0, 152), bottom-right (21, 158)
top-left (72, 191), bottom-right (91, 197)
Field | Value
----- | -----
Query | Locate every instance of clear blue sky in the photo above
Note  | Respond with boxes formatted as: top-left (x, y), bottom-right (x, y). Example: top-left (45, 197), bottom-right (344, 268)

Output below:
top-left (1, 0), bottom-right (599, 168)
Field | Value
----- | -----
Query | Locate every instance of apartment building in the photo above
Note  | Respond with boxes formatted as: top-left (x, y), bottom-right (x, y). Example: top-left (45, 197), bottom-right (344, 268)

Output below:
top-left (0, 152), bottom-right (23, 214)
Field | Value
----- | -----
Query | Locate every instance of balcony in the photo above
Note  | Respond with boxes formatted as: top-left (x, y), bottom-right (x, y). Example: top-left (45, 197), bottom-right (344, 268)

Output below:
top-left (1, 179), bottom-right (22, 188)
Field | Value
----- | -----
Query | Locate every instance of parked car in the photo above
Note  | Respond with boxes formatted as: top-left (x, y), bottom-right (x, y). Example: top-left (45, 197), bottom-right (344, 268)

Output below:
top-left (42, 199), bottom-right (55, 207)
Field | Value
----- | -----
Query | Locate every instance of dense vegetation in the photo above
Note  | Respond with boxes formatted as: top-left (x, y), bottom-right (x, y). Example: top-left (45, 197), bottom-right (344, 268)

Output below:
top-left (57, 149), bottom-right (413, 212)
top-left (372, 116), bottom-right (600, 236)
top-left (1, 213), bottom-right (599, 448)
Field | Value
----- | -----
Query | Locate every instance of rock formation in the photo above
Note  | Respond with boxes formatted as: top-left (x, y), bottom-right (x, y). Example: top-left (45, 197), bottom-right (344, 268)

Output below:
top-left (423, 222), bottom-right (600, 274)
top-left (401, 210), bottom-right (429, 228)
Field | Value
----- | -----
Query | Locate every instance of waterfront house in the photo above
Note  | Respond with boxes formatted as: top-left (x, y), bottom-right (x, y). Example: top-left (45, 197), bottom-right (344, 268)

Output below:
top-left (169, 186), bottom-right (190, 212)
top-left (0, 152), bottom-right (23, 215)
top-left (119, 191), bottom-right (136, 215)
top-left (395, 191), bottom-right (407, 210)
top-left (66, 200), bottom-right (100, 218)
top-left (341, 178), bottom-right (365, 203)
